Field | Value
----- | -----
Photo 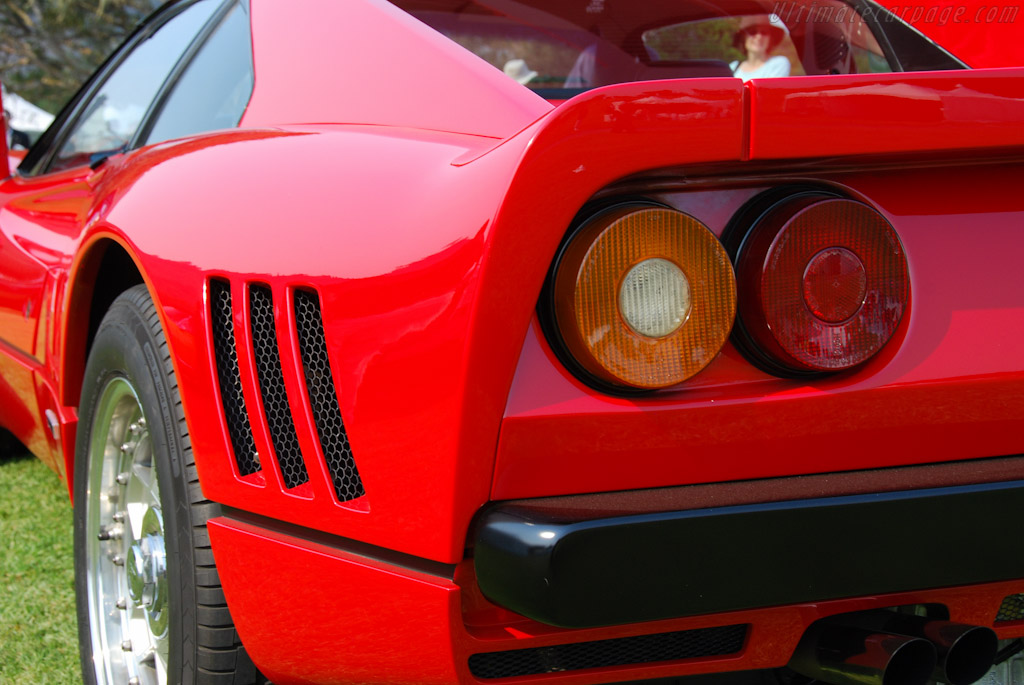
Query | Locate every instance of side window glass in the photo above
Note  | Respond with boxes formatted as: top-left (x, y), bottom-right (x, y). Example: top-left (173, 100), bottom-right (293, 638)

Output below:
top-left (143, 3), bottom-right (254, 146)
top-left (49, 0), bottom-right (219, 173)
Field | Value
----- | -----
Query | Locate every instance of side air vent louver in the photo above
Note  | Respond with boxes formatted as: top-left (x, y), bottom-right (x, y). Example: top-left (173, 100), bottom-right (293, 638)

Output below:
top-left (209, 279), bottom-right (260, 476)
top-left (249, 285), bottom-right (309, 489)
top-left (294, 290), bottom-right (365, 502)
top-left (468, 624), bottom-right (747, 679)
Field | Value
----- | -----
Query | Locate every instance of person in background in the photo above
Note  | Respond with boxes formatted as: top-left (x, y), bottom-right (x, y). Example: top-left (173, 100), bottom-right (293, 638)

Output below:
top-left (731, 14), bottom-right (791, 81)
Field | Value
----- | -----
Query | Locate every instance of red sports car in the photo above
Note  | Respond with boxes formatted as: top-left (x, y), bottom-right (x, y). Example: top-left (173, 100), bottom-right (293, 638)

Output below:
top-left (1, 1), bottom-right (1022, 684)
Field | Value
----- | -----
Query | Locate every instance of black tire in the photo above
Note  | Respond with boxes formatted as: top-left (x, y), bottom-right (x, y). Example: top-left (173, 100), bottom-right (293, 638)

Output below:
top-left (73, 285), bottom-right (260, 685)
top-left (0, 427), bottom-right (25, 458)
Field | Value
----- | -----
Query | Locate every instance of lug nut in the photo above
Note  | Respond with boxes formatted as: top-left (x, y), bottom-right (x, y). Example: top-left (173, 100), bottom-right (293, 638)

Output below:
top-left (116, 597), bottom-right (127, 610)
top-left (116, 472), bottom-right (130, 485)
top-left (121, 639), bottom-right (133, 652)
top-left (97, 525), bottom-right (123, 541)
top-left (112, 555), bottom-right (125, 566)
top-left (129, 677), bottom-right (140, 685)
top-left (112, 511), bottom-right (126, 523)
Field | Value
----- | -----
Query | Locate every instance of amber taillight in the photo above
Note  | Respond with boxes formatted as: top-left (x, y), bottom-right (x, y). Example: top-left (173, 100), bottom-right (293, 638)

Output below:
top-left (734, 194), bottom-right (909, 374)
top-left (549, 204), bottom-right (736, 390)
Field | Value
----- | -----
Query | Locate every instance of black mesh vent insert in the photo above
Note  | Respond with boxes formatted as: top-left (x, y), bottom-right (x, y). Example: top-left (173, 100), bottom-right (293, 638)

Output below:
top-left (249, 285), bottom-right (309, 489)
top-left (468, 624), bottom-right (747, 679)
top-left (209, 280), bottom-right (260, 476)
top-left (293, 290), bottom-right (365, 502)
top-left (996, 594), bottom-right (1024, 623)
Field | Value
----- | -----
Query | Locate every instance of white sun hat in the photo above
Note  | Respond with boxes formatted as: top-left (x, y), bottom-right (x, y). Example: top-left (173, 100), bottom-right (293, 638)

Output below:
top-left (503, 58), bottom-right (538, 85)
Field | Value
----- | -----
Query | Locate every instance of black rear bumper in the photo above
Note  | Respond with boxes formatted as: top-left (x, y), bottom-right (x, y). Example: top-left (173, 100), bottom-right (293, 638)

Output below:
top-left (473, 476), bottom-right (1024, 628)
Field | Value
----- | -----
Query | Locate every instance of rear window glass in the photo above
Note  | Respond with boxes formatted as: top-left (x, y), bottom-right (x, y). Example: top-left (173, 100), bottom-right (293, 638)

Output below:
top-left (644, 3), bottom-right (891, 79)
top-left (395, 0), bottom-right (950, 99)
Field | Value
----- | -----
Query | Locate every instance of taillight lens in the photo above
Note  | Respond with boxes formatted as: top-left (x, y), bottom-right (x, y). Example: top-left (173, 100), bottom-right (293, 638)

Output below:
top-left (552, 205), bottom-right (736, 390)
top-left (735, 195), bottom-right (908, 373)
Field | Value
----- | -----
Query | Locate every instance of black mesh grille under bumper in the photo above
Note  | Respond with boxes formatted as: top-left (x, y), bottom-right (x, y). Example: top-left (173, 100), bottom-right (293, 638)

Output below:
top-left (468, 624), bottom-right (747, 679)
top-left (996, 594), bottom-right (1024, 622)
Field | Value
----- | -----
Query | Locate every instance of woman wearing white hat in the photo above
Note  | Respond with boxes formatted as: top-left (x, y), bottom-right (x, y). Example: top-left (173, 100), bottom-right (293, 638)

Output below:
top-left (730, 15), bottom-right (791, 82)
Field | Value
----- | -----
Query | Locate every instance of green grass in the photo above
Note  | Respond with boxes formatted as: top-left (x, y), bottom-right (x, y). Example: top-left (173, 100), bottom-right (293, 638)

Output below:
top-left (0, 450), bottom-right (81, 684)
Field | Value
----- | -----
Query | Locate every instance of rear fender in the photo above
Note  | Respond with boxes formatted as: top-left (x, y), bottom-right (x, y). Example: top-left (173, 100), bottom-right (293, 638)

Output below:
top-left (468, 68), bottom-right (1024, 500)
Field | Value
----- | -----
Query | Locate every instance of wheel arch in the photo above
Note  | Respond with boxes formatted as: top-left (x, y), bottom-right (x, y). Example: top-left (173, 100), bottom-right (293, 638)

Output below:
top-left (61, 236), bottom-right (151, 406)
top-left (60, 235), bottom-right (157, 488)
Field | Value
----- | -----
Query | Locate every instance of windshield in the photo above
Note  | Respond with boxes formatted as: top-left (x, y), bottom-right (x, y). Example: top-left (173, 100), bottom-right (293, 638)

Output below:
top-left (394, 0), bottom-right (963, 98)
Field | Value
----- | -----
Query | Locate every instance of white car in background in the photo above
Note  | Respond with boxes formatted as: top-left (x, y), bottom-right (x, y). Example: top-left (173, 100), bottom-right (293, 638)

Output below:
top-left (2, 85), bottom-right (55, 148)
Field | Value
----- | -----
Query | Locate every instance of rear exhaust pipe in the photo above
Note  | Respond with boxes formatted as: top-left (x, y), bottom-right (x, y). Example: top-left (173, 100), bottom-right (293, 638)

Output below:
top-left (923, 619), bottom-right (998, 685)
top-left (839, 611), bottom-right (998, 685)
top-left (789, 611), bottom-right (998, 685)
top-left (789, 623), bottom-right (936, 685)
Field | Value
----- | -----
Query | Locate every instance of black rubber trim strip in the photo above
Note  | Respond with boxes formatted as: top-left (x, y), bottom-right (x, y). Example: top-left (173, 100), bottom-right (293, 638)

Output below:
top-left (219, 508), bottom-right (456, 579)
top-left (474, 479), bottom-right (1024, 628)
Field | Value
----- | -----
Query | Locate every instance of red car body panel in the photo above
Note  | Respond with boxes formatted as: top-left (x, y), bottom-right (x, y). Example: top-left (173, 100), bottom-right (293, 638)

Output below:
top-left (748, 69), bottom-right (1024, 158)
top-left (241, 0), bottom-right (551, 135)
top-left (65, 125), bottom-right (526, 561)
top-left (2, 1), bottom-right (1024, 683)
top-left (210, 515), bottom-right (1024, 685)
top-left (876, 0), bottom-right (1024, 68)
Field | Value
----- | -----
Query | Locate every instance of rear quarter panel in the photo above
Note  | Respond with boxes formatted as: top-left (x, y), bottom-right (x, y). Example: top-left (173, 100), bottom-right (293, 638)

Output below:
top-left (70, 125), bottom-right (527, 563)
top-left (490, 70), bottom-right (1024, 498)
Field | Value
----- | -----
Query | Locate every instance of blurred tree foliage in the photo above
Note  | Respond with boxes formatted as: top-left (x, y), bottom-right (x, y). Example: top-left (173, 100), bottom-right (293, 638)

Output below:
top-left (0, 0), bottom-right (161, 113)
top-left (643, 17), bottom-right (745, 63)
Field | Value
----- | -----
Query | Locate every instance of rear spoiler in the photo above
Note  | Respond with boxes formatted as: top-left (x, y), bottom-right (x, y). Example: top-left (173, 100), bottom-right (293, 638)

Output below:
top-left (747, 67), bottom-right (1024, 160)
top-left (463, 67), bottom-right (1024, 170)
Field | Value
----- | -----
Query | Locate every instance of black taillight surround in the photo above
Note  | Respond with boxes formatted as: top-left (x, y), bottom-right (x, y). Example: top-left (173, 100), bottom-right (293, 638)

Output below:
top-left (539, 185), bottom-right (909, 392)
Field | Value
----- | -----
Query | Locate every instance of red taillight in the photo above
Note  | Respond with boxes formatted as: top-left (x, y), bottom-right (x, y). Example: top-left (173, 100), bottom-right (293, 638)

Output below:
top-left (735, 195), bottom-right (908, 373)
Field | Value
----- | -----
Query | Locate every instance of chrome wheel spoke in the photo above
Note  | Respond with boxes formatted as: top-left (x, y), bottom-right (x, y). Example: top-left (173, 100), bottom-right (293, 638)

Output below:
top-left (131, 459), bottom-right (160, 510)
top-left (125, 502), bottom-right (147, 543)
top-left (85, 378), bottom-right (168, 685)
